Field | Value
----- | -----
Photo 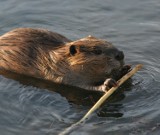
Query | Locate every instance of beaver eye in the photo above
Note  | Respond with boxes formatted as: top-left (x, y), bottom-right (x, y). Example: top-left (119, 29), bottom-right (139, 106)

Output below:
top-left (69, 45), bottom-right (77, 55)
top-left (92, 49), bottom-right (102, 55)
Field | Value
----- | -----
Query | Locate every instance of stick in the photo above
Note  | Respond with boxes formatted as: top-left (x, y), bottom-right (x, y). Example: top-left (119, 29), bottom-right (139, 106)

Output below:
top-left (59, 64), bottom-right (143, 135)
top-left (79, 64), bottom-right (143, 122)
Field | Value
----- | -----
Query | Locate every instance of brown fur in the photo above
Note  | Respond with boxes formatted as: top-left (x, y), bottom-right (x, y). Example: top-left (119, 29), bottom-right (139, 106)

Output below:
top-left (0, 28), bottom-right (125, 91)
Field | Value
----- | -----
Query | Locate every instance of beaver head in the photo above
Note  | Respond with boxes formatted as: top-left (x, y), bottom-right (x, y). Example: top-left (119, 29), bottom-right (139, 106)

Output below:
top-left (58, 35), bottom-right (124, 86)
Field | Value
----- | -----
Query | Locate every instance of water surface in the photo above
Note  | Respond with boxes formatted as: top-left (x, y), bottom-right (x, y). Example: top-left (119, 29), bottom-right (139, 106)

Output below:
top-left (0, 0), bottom-right (160, 135)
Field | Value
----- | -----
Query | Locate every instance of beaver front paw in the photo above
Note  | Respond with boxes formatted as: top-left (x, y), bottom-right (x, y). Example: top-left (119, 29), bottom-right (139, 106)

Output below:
top-left (120, 65), bottom-right (131, 77)
top-left (102, 78), bottom-right (117, 91)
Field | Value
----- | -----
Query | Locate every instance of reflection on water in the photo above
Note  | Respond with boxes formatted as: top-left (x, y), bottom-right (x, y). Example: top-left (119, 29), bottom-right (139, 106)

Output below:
top-left (0, 69), bottom-right (129, 107)
top-left (0, 0), bottom-right (160, 134)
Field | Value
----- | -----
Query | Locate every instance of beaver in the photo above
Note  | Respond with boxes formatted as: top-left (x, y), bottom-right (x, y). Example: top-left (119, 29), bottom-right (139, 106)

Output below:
top-left (0, 28), bottom-right (130, 92)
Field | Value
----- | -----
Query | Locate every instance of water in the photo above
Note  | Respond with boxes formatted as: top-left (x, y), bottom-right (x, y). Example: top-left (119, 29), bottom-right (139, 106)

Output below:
top-left (0, 0), bottom-right (160, 134)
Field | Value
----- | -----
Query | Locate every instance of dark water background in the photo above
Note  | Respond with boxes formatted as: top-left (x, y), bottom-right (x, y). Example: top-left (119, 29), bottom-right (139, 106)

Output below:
top-left (0, 0), bottom-right (160, 135)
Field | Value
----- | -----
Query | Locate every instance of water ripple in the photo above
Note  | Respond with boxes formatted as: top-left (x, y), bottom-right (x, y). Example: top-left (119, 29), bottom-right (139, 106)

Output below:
top-left (0, 0), bottom-right (160, 134)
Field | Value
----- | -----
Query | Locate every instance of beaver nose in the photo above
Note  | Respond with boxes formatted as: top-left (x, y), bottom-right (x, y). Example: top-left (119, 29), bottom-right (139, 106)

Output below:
top-left (115, 51), bottom-right (124, 61)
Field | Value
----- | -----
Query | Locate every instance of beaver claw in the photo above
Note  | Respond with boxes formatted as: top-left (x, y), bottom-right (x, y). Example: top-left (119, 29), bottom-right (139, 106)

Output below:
top-left (104, 78), bottom-right (117, 88)
top-left (102, 78), bottom-right (117, 91)
top-left (120, 65), bottom-right (131, 76)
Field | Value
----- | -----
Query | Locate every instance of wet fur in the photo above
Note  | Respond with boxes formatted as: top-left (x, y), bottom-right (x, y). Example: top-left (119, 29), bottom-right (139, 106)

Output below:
top-left (0, 28), bottom-right (70, 78)
top-left (0, 28), bottom-right (124, 91)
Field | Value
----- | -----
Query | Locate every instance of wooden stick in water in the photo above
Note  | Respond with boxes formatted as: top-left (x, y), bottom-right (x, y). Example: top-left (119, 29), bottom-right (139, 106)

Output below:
top-left (79, 64), bottom-right (143, 122)
top-left (59, 64), bottom-right (143, 135)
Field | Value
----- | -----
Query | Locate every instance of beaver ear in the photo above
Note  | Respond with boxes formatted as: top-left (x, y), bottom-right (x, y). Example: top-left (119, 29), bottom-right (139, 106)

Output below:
top-left (69, 45), bottom-right (77, 55)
